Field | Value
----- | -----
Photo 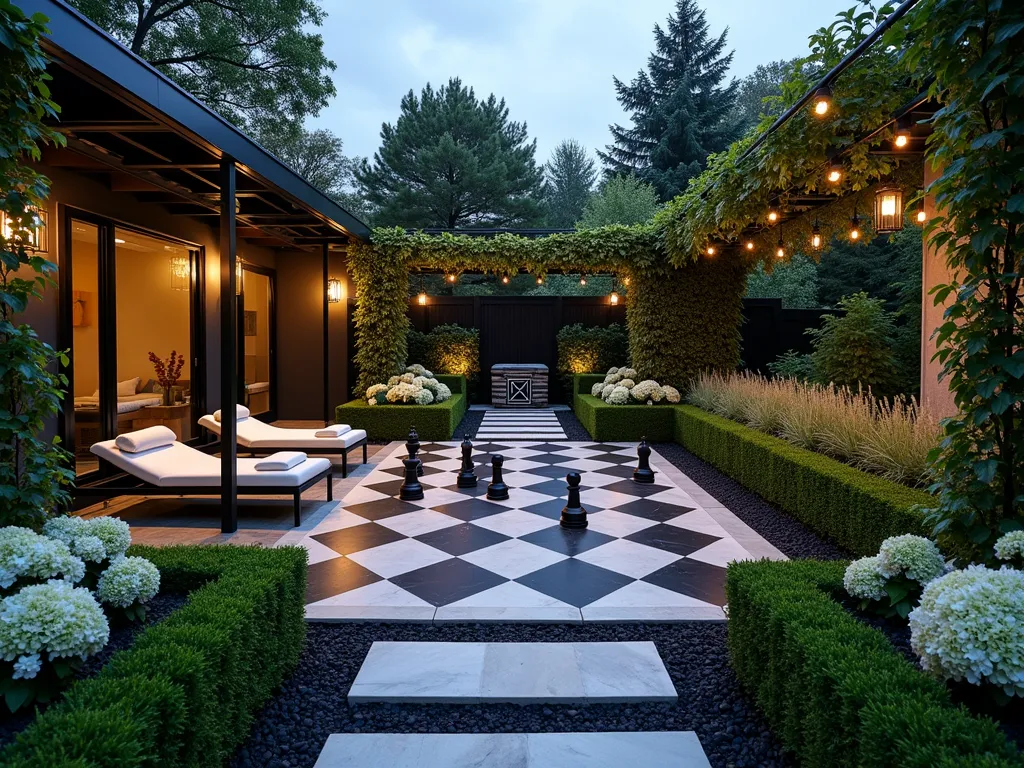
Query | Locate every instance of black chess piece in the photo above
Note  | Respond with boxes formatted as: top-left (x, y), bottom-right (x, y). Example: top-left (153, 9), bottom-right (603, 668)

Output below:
top-left (633, 437), bottom-right (656, 484)
top-left (486, 454), bottom-right (509, 500)
top-left (407, 426), bottom-right (423, 476)
top-left (560, 472), bottom-right (588, 529)
top-left (457, 434), bottom-right (478, 488)
top-left (399, 455), bottom-right (424, 500)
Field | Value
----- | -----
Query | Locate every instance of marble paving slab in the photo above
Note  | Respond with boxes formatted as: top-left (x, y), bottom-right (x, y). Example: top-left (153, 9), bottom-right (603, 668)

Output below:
top-left (314, 732), bottom-right (710, 767)
top-left (347, 641), bottom-right (677, 704)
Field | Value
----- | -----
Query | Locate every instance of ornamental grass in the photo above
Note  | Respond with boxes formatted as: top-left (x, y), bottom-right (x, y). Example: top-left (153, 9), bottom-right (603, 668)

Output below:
top-left (687, 372), bottom-right (939, 487)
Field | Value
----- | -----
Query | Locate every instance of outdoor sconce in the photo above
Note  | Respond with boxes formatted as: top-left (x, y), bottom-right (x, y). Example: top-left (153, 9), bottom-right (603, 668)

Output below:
top-left (609, 291), bottom-right (619, 306)
top-left (0, 207), bottom-right (48, 253)
top-left (812, 85), bottom-right (832, 116)
top-left (417, 292), bottom-right (427, 306)
top-left (169, 255), bottom-right (191, 291)
top-left (873, 186), bottom-right (903, 234)
top-left (327, 277), bottom-right (343, 303)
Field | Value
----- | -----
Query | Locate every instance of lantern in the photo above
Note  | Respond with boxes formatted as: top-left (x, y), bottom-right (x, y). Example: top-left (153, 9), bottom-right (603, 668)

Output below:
top-left (327, 277), bottom-right (343, 303)
top-left (873, 186), bottom-right (903, 234)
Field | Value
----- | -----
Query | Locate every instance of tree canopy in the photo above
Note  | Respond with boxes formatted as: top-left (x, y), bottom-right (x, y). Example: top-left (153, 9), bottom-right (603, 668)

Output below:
top-left (598, 0), bottom-right (739, 201)
top-left (355, 78), bottom-right (545, 229)
top-left (578, 175), bottom-right (661, 228)
top-left (733, 59), bottom-right (797, 131)
top-left (542, 139), bottom-right (596, 228)
top-left (745, 253), bottom-right (819, 308)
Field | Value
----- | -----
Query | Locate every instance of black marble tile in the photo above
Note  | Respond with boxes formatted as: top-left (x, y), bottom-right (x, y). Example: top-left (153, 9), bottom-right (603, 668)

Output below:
top-left (472, 443), bottom-right (514, 453)
top-left (613, 498), bottom-right (696, 523)
top-left (601, 479), bottom-right (667, 498)
top-left (642, 558), bottom-right (728, 606)
top-left (522, 463), bottom-right (581, 479)
top-left (414, 523), bottom-right (511, 556)
top-left (516, 559), bottom-right (633, 607)
top-left (519, 498), bottom-right (570, 521)
top-left (624, 524), bottom-right (722, 557)
top-left (435, 482), bottom-right (491, 497)
top-left (417, 442), bottom-right (451, 453)
top-left (311, 523), bottom-right (406, 555)
top-left (528, 443), bottom-right (576, 453)
top-left (432, 497), bottom-right (509, 522)
top-left (360, 478), bottom-right (406, 497)
top-left (598, 464), bottom-right (643, 480)
top-left (519, 525), bottom-right (616, 556)
top-left (379, 463), bottom-right (445, 479)
top-left (305, 557), bottom-right (382, 604)
top-left (510, 477), bottom-right (564, 495)
top-left (345, 497), bottom-right (423, 521)
top-left (391, 558), bottom-right (508, 606)
top-left (585, 443), bottom-right (634, 453)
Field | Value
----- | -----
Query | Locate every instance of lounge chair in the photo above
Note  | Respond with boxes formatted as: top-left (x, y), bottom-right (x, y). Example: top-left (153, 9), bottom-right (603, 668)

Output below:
top-left (84, 426), bottom-right (333, 526)
top-left (198, 407), bottom-right (368, 478)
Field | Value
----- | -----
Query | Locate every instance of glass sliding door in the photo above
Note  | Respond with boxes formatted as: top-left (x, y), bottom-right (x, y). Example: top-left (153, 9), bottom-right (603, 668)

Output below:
top-left (68, 220), bottom-right (104, 477)
top-left (241, 266), bottom-right (275, 420)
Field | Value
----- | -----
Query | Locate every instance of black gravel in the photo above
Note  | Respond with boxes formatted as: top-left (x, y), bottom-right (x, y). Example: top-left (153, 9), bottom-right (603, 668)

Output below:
top-left (557, 409), bottom-right (591, 440)
top-left (231, 622), bottom-right (791, 768)
top-left (453, 407), bottom-right (485, 440)
top-left (654, 442), bottom-right (849, 561)
top-left (0, 592), bottom-right (187, 748)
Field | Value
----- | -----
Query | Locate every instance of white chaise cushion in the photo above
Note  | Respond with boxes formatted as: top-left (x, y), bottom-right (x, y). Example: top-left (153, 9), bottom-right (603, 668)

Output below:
top-left (115, 426), bottom-right (176, 453)
top-left (255, 451), bottom-right (306, 471)
top-left (199, 416), bottom-right (365, 450)
top-left (213, 404), bottom-right (250, 422)
top-left (315, 424), bottom-right (351, 438)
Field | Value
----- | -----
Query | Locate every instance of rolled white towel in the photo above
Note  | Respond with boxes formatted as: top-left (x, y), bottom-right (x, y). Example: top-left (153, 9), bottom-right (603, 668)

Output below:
top-left (254, 451), bottom-right (306, 471)
top-left (315, 424), bottom-right (351, 438)
top-left (213, 404), bottom-right (250, 422)
top-left (115, 425), bottom-right (177, 453)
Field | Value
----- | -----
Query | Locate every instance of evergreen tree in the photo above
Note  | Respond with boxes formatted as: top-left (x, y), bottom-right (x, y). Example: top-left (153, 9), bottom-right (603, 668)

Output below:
top-left (599, 0), bottom-right (739, 200)
top-left (543, 140), bottom-right (597, 228)
top-left (746, 253), bottom-right (820, 308)
top-left (577, 175), bottom-right (661, 228)
top-left (356, 78), bottom-right (544, 228)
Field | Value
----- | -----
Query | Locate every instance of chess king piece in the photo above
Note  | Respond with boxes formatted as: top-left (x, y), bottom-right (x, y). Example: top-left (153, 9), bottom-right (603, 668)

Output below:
top-left (399, 455), bottom-right (424, 500)
top-left (457, 435), bottom-right (478, 488)
top-left (633, 437), bottom-right (656, 484)
top-left (559, 472), bottom-right (588, 529)
top-left (407, 426), bottom-right (424, 476)
top-left (487, 454), bottom-right (510, 501)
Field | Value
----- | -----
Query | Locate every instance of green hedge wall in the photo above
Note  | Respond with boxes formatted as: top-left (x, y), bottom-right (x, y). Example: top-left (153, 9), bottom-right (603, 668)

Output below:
top-left (674, 406), bottom-right (931, 556)
top-left (435, 374), bottom-right (466, 396)
top-left (338, 393), bottom-right (467, 441)
top-left (575, 394), bottom-right (675, 442)
top-left (727, 559), bottom-right (1022, 767)
top-left (573, 374), bottom-right (607, 412)
top-left (2, 545), bottom-right (307, 768)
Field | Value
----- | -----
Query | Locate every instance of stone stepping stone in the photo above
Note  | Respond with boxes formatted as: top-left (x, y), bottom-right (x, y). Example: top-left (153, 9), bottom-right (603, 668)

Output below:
top-left (347, 641), bottom-right (677, 704)
top-left (314, 732), bottom-right (711, 767)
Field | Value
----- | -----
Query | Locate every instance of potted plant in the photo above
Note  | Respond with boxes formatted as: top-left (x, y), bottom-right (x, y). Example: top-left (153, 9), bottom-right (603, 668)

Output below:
top-left (148, 350), bottom-right (185, 406)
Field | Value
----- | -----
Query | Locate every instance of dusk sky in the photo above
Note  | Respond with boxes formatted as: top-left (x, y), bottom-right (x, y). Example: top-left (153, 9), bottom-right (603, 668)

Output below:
top-left (310, 0), bottom-right (856, 165)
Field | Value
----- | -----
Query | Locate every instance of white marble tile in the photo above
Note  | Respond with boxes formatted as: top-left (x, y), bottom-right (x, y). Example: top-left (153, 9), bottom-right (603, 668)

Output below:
top-left (314, 733), bottom-right (530, 768)
top-left (686, 537), bottom-right (752, 568)
top-left (483, 487), bottom-right (559, 510)
top-left (435, 582), bottom-right (580, 623)
top-left (499, 458), bottom-right (548, 472)
top-left (410, 486), bottom-right (468, 508)
top-left (375, 509), bottom-right (461, 537)
top-left (477, 433), bottom-right (569, 440)
top-left (551, 457), bottom-right (620, 472)
top-left (307, 508), bottom-right (376, 536)
top-left (582, 581), bottom-right (726, 621)
top-left (346, 538), bottom-right (451, 579)
top-left (576, 539), bottom-right (681, 579)
top-left (526, 731), bottom-right (710, 767)
top-left (347, 641), bottom-right (486, 703)
top-left (579, 488), bottom-right (641, 508)
top-left (584, 509), bottom-right (659, 537)
top-left (459, 539), bottom-right (567, 579)
top-left (480, 643), bottom-right (585, 702)
top-left (547, 447), bottom-right (606, 459)
top-left (339, 485), bottom-right (390, 505)
top-left (294, 536), bottom-right (344, 566)
top-left (664, 509), bottom-right (729, 538)
top-left (307, 579), bottom-right (432, 609)
top-left (644, 487), bottom-right (699, 507)
top-left (470, 509), bottom-right (558, 537)
top-left (501, 471), bottom-right (550, 489)
top-left (424, 457), bottom-right (462, 471)
top-left (575, 642), bottom-right (677, 702)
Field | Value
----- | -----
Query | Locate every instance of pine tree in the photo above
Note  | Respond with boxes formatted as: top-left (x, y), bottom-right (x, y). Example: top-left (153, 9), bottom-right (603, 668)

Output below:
top-left (599, 0), bottom-right (739, 201)
top-left (542, 140), bottom-right (597, 228)
top-left (356, 78), bottom-right (544, 228)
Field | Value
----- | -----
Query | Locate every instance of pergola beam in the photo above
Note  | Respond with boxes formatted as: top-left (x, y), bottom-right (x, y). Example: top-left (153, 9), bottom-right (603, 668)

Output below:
top-left (219, 157), bottom-right (239, 534)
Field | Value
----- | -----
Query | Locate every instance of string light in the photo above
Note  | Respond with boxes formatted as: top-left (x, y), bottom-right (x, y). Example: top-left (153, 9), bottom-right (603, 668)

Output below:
top-left (579, 275), bottom-right (587, 286)
top-left (849, 210), bottom-right (862, 241)
top-left (706, 245), bottom-right (716, 256)
top-left (811, 222), bottom-right (822, 250)
top-left (767, 209), bottom-right (779, 223)
top-left (776, 229), bottom-right (785, 259)
top-left (894, 116), bottom-right (911, 149)
top-left (827, 158), bottom-right (843, 184)
top-left (622, 276), bottom-right (631, 286)
top-left (812, 85), bottom-right (832, 116)
top-left (501, 274), bottom-right (510, 284)
top-left (446, 273), bottom-right (456, 283)
top-left (916, 202), bottom-right (926, 224)
top-left (536, 276), bottom-right (544, 285)
top-left (745, 240), bottom-right (755, 252)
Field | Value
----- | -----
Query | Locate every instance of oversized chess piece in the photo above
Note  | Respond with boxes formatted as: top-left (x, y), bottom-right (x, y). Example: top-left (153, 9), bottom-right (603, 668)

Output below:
top-left (486, 454), bottom-right (509, 501)
top-left (407, 426), bottom-right (424, 476)
top-left (559, 472), bottom-right (588, 529)
top-left (633, 437), bottom-right (656, 484)
top-left (399, 455), bottom-right (424, 500)
top-left (457, 435), bottom-right (478, 488)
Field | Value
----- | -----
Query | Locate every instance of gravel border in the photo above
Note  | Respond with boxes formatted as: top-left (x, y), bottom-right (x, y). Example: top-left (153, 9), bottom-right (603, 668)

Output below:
top-left (556, 409), bottom-right (591, 440)
top-left (231, 622), bottom-right (791, 768)
top-left (452, 407), bottom-right (485, 440)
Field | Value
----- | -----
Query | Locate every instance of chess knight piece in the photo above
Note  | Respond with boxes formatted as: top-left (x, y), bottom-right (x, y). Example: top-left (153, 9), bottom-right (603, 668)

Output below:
top-left (559, 472), bottom-right (588, 529)
top-left (633, 437), bottom-right (656, 484)
top-left (407, 425), bottom-right (424, 476)
top-left (457, 435), bottom-right (478, 488)
top-left (486, 454), bottom-right (510, 500)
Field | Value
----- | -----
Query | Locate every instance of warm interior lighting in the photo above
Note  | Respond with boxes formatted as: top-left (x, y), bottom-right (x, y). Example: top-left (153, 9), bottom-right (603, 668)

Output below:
top-left (745, 241), bottom-right (755, 251)
top-left (609, 291), bottom-right (619, 305)
top-left (235, 259), bottom-right (244, 295)
top-left (114, 237), bottom-right (126, 244)
top-left (0, 208), bottom-right (47, 253)
top-left (811, 222), bottom-right (822, 250)
top-left (812, 85), bottom-right (832, 116)
top-left (169, 255), bottom-right (191, 291)
top-left (417, 292), bottom-right (427, 306)
top-left (327, 277), bottom-right (343, 303)
top-left (873, 186), bottom-right (904, 234)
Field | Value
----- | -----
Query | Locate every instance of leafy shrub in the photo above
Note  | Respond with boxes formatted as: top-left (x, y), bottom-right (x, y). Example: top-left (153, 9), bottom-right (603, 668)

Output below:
top-left (556, 323), bottom-right (629, 396)
top-left (767, 349), bottom-right (816, 381)
top-left (407, 324), bottom-right (479, 379)
top-left (809, 292), bottom-right (899, 396)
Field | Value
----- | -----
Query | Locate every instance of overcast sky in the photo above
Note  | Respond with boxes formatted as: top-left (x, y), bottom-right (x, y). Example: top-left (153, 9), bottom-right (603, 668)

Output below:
top-left (310, 0), bottom-right (855, 165)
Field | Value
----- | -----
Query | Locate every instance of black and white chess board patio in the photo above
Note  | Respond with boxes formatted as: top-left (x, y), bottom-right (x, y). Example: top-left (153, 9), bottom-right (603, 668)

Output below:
top-left (283, 441), bottom-right (785, 622)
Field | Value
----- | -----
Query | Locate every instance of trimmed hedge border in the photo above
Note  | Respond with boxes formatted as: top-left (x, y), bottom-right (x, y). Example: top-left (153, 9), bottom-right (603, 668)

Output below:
top-left (572, 374), bottom-right (607, 412)
top-left (727, 559), bottom-right (1022, 767)
top-left (674, 406), bottom-right (931, 556)
top-left (2, 545), bottom-right (307, 768)
top-left (434, 374), bottom-right (466, 397)
top-left (575, 394), bottom-right (675, 442)
top-left (338, 393), bottom-right (467, 441)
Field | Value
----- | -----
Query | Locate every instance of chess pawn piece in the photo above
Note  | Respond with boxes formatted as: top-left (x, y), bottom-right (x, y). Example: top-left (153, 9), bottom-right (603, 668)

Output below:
top-left (633, 437), bottom-right (656, 484)
top-left (559, 472), bottom-right (588, 529)
top-left (399, 455), bottom-right (424, 501)
top-left (486, 454), bottom-right (509, 501)
top-left (406, 426), bottom-right (423, 476)
top-left (457, 434), bottom-right (478, 488)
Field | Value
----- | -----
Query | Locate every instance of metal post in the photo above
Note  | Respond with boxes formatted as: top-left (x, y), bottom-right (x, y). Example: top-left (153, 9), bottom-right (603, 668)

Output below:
top-left (219, 157), bottom-right (238, 533)
top-left (322, 241), bottom-right (330, 425)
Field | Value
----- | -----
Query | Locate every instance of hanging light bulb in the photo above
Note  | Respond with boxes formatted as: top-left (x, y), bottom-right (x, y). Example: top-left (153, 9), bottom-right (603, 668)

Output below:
top-left (812, 85), bottom-right (832, 116)
top-left (916, 202), bottom-right (926, 224)
top-left (811, 222), bottom-right (822, 250)
top-left (776, 231), bottom-right (785, 259)
top-left (767, 209), bottom-right (779, 223)
top-left (501, 274), bottom-right (510, 284)
top-left (745, 240), bottom-right (755, 252)
top-left (446, 273), bottom-right (457, 283)
top-left (579, 275), bottom-right (587, 286)
top-left (609, 291), bottom-right (620, 305)
top-left (894, 116), bottom-right (911, 149)
top-left (706, 245), bottom-right (716, 256)
top-left (849, 210), bottom-right (862, 241)
top-left (536, 276), bottom-right (544, 285)
top-left (827, 158), bottom-right (843, 184)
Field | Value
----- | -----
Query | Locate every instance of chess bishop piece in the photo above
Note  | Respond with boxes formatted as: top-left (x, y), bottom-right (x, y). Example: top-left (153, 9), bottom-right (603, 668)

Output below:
top-left (486, 454), bottom-right (509, 501)
top-left (457, 435), bottom-right (478, 488)
top-left (559, 472), bottom-right (588, 529)
top-left (407, 426), bottom-right (424, 476)
top-left (633, 437), bottom-right (656, 484)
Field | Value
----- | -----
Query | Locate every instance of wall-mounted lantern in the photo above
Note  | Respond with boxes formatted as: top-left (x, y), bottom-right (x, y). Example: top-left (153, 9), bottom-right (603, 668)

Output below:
top-left (327, 277), bottom-right (343, 303)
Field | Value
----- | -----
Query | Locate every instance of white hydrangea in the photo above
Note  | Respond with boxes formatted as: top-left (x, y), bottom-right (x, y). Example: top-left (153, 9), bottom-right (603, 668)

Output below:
top-left (0, 527), bottom-right (85, 589)
top-left (86, 517), bottom-right (131, 560)
top-left (591, 382), bottom-right (604, 397)
top-left (662, 385), bottom-right (681, 404)
top-left (399, 372), bottom-right (415, 384)
top-left (12, 653), bottom-right (41, 680)
top-left (0, 580), bottom-right (109, 663)
top-left (69, 535), bottom-right (106, 564)
top-left (365, 383), bottom-right (389, 405)
top-left (844, 555), bottom-right (888, 600)
top-left (877, 534), bottom-right (945, 584)
top-left (413, 387), bottom-right (434, 405)
top-left (42, 516), bottom-right (87, 545)
top-left (620, 368), bottom-right (638, 380)
top-left (650, 386), bottom-right (666, 403)
top-left (433, 382), bottom-right (452, 403)
top-left (387, 375), bottom-right (401, 386)
top-left (604, 372), bottom-right (623, 384)
top-left (600, 384), bottom-right (617, 400)
top-left (619, 379), bottom-right (636, 390)
top-left (994, 531), bottom-right (1024, 564)
top-left (386, 382), bottom-right (420, 403)
top-left (607, 386), bottom-right (631, 405)
top-left (909, 565), bottom-right (1024, 697)
top-left (630, 380), bottom-right (659, 401)
top-left (607, 367), bottom-right (619, 375)
top-left (405, 364), bottom-right (433, 377)
top-left (96, 556), bottom-right (161, 609)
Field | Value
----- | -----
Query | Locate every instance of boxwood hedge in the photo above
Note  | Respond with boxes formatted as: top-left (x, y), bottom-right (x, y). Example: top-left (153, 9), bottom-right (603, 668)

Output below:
top-left (2, 545), bottom-right (307, 768)
top-left (727, 559), bottom-right (1022, 767)
top-left (674, 405), bottom-right (931, 556)
top-left (575, 394), bottom-right (675, 442)
top-left (572, 374), bottom-right (607, 411)
top-left (338, 392), bottom-right (467, 441)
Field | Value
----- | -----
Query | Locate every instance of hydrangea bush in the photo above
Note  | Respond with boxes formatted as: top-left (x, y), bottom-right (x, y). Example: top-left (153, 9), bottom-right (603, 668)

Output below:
top-left (994, 530), bottom-right (1024, 569)
top-left (844, 534), bottom-right (947, 618)
top-left (909, 565), bottom-right (1024, 700)
top-left (365, 363), bottom-right (452, 406)
top-left (592, 368), bottom-right (681, 406)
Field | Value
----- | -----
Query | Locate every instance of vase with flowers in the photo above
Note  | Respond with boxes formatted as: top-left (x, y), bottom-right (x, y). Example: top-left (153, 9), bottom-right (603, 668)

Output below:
top-left (148, 350), bottom-right (185, 406)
